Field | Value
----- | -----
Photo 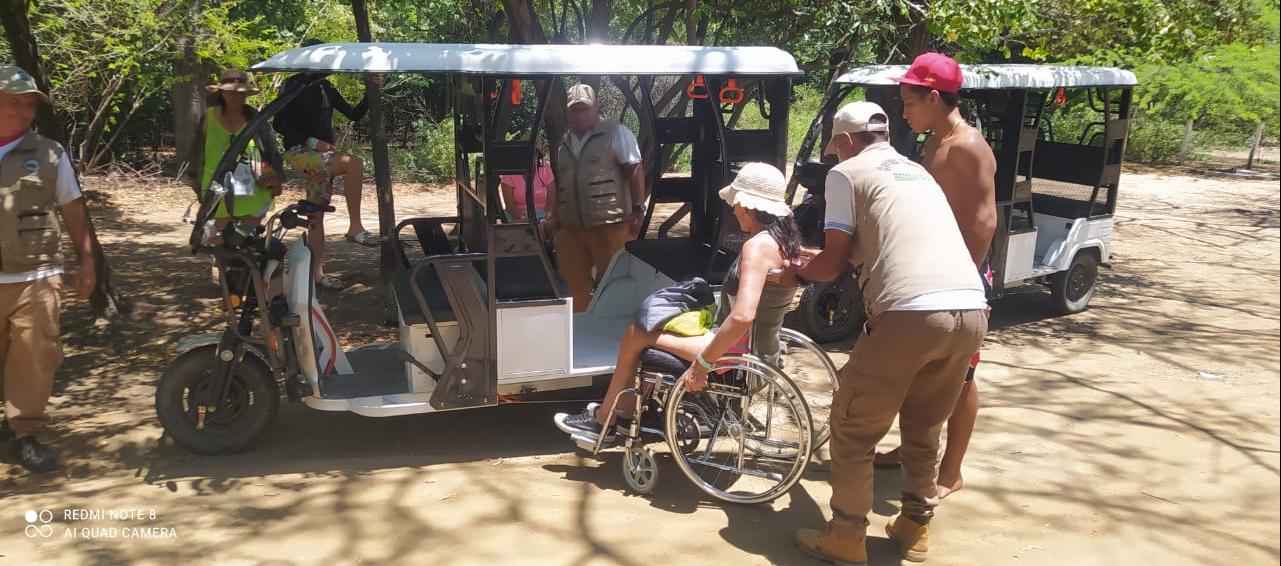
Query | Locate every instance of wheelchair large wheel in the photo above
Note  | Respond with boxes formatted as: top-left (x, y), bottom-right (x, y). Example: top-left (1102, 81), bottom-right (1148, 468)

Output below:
top-left (776, 328), bottom-right (839, 450)
top-left (663, 354), bottom-right (813, 505)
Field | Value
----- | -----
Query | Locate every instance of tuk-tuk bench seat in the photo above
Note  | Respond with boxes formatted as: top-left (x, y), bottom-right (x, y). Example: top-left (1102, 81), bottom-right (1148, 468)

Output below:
top-left (395, 255), bottom-right (564, 327)
top-left (625, 237), bottom-right (735, 286)
top-left (1032, 192), bottom-right (1103, 220)
top-left (484, 256), bottom-right (563, 302)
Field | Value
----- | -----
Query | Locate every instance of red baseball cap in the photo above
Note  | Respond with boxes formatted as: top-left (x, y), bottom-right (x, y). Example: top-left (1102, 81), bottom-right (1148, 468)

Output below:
top-left (892, 52), bottom-right (963, 94)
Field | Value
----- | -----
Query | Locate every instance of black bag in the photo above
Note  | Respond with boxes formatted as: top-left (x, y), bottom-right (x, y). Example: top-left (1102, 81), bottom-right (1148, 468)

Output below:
top-left (634, 278), bottom-right (714, 333)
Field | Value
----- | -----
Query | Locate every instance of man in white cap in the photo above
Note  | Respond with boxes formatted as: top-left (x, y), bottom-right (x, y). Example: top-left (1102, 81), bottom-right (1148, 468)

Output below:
top-left (793, 101), bottom-right (988, 564)
top-left (546, 83), bottom-right (646, 312)
top-left (0, 66), bottom-right (96, 473)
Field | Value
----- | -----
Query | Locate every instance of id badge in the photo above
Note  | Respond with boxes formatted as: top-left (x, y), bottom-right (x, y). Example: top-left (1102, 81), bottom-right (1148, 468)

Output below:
top-left (228, 160), bottom-right (256, 198)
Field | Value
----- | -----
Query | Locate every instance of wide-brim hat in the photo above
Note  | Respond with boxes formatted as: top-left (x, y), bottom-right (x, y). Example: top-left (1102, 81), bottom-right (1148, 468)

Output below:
top-left (0, 66), bottom-right (51, 104)
top-left (718, 162), bottom-right (791, 217)
top-left (205, 69), bottom-right (260, 94)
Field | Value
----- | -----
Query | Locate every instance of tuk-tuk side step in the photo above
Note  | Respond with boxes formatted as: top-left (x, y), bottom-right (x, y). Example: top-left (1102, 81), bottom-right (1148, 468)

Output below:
top-left (320, 371), bottom-right (412, 399)
top-left (317, 347), bottom-right (413, 399)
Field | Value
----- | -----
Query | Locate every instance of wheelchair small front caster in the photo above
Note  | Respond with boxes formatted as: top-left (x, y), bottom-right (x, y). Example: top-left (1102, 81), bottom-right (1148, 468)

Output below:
top-left (622, 443), bottom-right (658, 494)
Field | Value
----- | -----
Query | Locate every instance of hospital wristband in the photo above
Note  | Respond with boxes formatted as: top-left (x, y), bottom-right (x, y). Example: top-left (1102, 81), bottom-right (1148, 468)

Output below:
top-left (696, 353), bottom-right (714, 370)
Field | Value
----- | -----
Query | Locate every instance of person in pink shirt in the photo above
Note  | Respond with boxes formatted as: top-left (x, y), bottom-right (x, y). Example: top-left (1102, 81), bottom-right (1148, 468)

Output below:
top-left (499, 143), bottom-right (553, 223)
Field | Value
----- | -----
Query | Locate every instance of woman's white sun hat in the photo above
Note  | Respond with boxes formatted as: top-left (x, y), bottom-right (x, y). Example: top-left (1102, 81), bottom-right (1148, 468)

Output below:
top-left (718, 162), bottom-right (792, 217)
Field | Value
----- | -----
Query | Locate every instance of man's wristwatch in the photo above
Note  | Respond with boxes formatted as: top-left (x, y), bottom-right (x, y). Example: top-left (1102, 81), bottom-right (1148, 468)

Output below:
top-left (632, 204), bottom-right (646, 214)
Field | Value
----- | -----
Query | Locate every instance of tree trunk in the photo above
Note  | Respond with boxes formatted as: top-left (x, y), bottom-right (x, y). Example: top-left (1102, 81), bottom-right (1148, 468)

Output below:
top-left (586, 0), bottom-right (611, 43)
top-left (352, 0), bottom-right (398, 317)
top-left (0, 0), bottom-right (127, 318)
top-left (501, 0), bottom-right (548, 43)
top-left (1246, 120), bottom-right (1265, 170)
top-left (1179, 118), bottom-right (1193, 159)
top-left (501, 0), bottom-right (568, 149)
top-left (0, 0), bottom-right (64, 144)
top-left (172, 34), bottom-right (206, 180)
top-left (685, 0), bottom-right (699, 44)
top-left (883, 3), bottom-right (932, 153)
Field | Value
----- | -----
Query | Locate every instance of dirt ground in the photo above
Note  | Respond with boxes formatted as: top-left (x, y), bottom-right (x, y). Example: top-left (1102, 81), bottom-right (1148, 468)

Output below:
top-left (1, 167), bottom-right (1278, 565)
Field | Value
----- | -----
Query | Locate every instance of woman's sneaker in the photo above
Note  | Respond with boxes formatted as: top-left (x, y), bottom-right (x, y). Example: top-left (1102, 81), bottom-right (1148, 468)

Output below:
top-left (553, 407), bottom-right (616, 444)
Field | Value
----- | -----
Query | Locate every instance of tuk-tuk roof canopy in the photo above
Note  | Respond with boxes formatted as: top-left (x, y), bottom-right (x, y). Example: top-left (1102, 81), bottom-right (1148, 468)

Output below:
top-left (251, 42), bottom-right (802, 76)
top-left (835, 64), bottom-right (1138, 90)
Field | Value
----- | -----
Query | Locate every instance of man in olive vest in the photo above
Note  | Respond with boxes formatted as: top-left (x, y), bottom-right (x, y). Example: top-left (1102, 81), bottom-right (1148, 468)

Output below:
top-left (0, 66), bottom-right (96, 473)
top-left (545, 84), bottom-right (646, 312)
top-left (793, 102), bottom-right (988, 564)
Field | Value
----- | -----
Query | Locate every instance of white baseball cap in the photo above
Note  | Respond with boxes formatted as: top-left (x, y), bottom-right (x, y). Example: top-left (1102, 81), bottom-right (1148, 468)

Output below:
top-left (832, 101), bottom-right (889, 136)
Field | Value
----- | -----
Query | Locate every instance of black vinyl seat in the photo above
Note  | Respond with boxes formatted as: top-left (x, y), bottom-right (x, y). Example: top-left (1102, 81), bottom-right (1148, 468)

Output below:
top-left (639, 347), bottom-right (691, 375)
top-left (484, 256), bottom-right (562, 302)
top-left (625, 238), bottom-right (735, 285)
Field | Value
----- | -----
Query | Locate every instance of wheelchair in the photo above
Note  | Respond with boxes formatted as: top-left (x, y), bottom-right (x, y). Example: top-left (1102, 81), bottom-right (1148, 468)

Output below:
top-left (573, 343), bottom-right (818, 505)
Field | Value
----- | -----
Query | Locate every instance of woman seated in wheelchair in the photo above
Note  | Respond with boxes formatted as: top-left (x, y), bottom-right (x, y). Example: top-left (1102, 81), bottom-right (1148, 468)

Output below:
top-left (554, 162), bottom-right (802, 443)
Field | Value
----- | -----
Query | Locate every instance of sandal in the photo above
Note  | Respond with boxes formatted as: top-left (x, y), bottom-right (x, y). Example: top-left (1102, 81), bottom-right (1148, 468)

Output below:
top-left (316, 274), bottom-right (348, 290)
top-left (344, 230), bottom-right (384, 247)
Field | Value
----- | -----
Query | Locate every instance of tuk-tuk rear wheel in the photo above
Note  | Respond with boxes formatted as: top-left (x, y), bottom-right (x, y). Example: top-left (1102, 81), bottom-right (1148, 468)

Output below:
top-left (796, 275), bottom-right (865, 344)
top-left (1049, 251), bottom-right (1099, 314)
top-left (156, 345), bottom-right (280, 455)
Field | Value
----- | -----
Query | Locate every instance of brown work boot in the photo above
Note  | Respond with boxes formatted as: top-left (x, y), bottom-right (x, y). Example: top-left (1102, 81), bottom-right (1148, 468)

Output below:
top-left (795, 526), bottom-right (867, 566)
top-left (885, 515), bottom-right (930, 562)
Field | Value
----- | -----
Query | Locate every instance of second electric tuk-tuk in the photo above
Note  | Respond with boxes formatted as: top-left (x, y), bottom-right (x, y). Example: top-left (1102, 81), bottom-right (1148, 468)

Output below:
top-left (788, 64), bottom-right (1138, 342)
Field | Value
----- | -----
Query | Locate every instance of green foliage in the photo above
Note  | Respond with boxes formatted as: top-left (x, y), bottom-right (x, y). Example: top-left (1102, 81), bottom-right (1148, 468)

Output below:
top-left (393, 116), bottom-right (457, 183)
top-left (1124, 116), bottom-right (1184, 163)
top-left (4, 0), bottom-right (1276, 171)
top-left (1133, 42), bottom-right (1280, 141)
top-left (787, 84), bottom-right (825, 160)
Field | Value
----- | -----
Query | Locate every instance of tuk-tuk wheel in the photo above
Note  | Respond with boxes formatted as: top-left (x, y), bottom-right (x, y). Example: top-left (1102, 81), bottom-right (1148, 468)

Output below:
top-left (156, 345), bottom-right (280, 455)
top-left (622, 443), bottom-right (659, 494)
top-left (1049, 251), bottom-right (1099, 314)
top-left (796, 274), bottom-right (865, 344)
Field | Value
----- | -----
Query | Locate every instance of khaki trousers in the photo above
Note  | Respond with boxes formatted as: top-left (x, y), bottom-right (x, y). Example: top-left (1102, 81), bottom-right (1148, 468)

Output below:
top-left (554, 222), bottom-right (633, 312)
top-left (828, 308), bottom-right (988, 537)
top-left (0, 276), bottom-right (63, 438)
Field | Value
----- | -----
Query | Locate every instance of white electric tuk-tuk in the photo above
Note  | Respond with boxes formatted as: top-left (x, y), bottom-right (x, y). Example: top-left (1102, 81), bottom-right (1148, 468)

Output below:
top-left (788, 64), bottom-right (1138, 342)
top-left (157, 43), bottom-right (837, 504)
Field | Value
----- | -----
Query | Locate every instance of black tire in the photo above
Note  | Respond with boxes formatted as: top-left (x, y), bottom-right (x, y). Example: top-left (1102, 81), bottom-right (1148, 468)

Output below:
top-left (1049, 251), bottom-right (1099, 314)
top-left (797, 274), bottom-right (865, 344)
top-left (156, 346), bottom-right (280, 455)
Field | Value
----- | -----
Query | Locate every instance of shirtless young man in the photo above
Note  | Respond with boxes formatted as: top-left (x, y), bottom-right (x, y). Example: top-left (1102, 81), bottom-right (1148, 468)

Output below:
top-left (875, 53), bottom-right (997, 499)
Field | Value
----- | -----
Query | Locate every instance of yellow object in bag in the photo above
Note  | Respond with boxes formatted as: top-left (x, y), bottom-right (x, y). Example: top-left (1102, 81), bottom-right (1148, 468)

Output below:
top-left (663, 306), bottom-right (716, 337)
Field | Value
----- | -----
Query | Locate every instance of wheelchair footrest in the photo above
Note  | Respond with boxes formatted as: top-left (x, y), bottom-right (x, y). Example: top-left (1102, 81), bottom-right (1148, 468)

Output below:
top-left (571, 433), bottom-right (599, 453)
